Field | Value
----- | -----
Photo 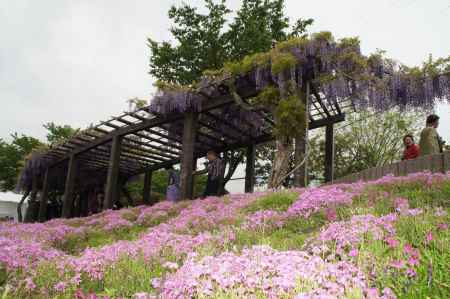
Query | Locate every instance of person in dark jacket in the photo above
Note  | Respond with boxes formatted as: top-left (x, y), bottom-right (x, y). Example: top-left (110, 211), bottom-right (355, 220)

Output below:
top-left (200, 150), bottom-right (224, 198)
top-left (165, 166), bottom-right (180, 202)
top-left (402, 134), bottom-right (420, 160)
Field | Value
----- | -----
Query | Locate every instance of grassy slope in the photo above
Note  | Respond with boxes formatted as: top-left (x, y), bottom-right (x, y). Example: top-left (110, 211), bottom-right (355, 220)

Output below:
top-left (1, 175), bottom-right (449, 299)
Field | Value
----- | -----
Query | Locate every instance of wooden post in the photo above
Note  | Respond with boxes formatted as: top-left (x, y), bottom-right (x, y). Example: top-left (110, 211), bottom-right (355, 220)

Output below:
top-left (80, 190), bottom-right (89, 217)
top-left (61, 155), bottom-right (78, 218)
top-left (293, 82), bottom-right (310, 187)
top-left (180, 112), bottom-right (198, 200)
top-left (38, 168), bottom-right (50, 222)
top-left (245, 144), bottom-right (256, 193)
top-left (73, 194), bottom-right (81, 218)
top-left (143, 170), bottom-right (152, 204)
top-left (324, 124), bottom-right (335, 183)
top-left (24, 176), bottom-right (39, 223)
top-left (104, 136), bottom-right (123, 210)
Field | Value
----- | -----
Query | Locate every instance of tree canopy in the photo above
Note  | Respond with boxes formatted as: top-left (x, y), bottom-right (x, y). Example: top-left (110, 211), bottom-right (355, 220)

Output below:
top-left (148, 0), bottom-right (313, 85)
top-left (0, 123), bottom-right (78, 192)
top-left (150, 29), bottom-right (449, 188)
top-left (43, 122), bottom-right (79, 145)
top-left (0, 134), bottom-right (43, 191)
top-left (308, 109), bottom-right (426, 182)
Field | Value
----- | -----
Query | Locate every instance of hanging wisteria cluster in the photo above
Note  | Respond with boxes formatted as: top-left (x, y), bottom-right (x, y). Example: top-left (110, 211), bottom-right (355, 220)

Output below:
top-left (16, 151), bottom-right (49, 192)
top-left (150, 31), bottom-right (449, 120)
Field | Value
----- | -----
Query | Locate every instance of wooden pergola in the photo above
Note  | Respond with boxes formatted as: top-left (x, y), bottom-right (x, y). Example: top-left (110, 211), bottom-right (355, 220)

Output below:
top-left (34, 73), bottom-right (349, 220)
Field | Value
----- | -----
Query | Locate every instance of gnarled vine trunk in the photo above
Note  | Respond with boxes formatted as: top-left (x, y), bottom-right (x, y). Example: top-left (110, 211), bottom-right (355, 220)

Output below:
top-left (268, 137), bottom-right (293, 189)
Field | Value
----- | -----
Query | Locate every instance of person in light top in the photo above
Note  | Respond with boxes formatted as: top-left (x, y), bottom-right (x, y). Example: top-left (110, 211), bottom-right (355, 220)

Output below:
top-left (197, 150), bottom-right (224, 198)
top-left (419, 114), bottom-right (443, 156)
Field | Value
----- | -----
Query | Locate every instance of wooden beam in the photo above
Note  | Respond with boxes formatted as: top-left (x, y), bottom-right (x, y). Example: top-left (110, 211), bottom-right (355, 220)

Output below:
top-left (61, 155), bottom-right (78, 218)
top-left (103, 136), bottom-right (123, 210)
top-left (82, 133), bottom-right (170, 162)
top-left (180, 111), bottom-right (198, 200)
top-left (128, 113), bottom-right (346, 176)
top-left (245, 144), bottom-right (256, 193)
top-left (38, 168), bottom-right (50, 222)
top-left (309, 114), bottom-right (345, 130)
top-left (198, 120), bottom-right (239, 141)
top-left (203, 112), bottom-right (254, 138)
top-left (324, 124), bottom-right (335, 183)
top-left (49, 114), bottom-right (183, 168)
top-left (143, 170), bottom-right (152, 204)
top-left (48, 88), bottom-right (256, 169)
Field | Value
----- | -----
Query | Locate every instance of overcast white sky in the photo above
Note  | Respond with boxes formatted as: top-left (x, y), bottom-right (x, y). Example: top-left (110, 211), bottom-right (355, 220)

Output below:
top-left (1, 0), bottom-right (449, 191)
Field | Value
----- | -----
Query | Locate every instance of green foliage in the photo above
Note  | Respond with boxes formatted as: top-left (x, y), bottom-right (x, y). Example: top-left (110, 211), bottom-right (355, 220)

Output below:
top-left (148, 0), bottom-right (313, 85)
top-left (57, 225), bottom-right (148, 255)
top-left (244, 191), bottom-right (298, 213)
top-left (308, 109), bottom-right (425, 182)
top-left (249, 86), bottom-right (280, 106)
top-left (270, 51), bottom-right (297, 74)
top-left (0, 134), bottom-right (43, 191)
top-left (274, 96), bottom-right (306, 138)
top-left (126, 170), bottom-right (208, 204)
top-left (0, 122), bottom-right (79, 192)
top-left (222, 52), bottom-right (271, 77)
top-left (43, 122), bottom-right (79, 145)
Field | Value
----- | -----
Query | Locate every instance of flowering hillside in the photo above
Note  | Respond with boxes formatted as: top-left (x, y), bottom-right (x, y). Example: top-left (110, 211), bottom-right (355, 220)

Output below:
top-left (1, 172), bottom-right (449, 299)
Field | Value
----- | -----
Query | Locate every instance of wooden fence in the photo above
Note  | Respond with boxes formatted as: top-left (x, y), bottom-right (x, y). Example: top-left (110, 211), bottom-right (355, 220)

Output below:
top-left (331, 151), bottom-right (450, 184)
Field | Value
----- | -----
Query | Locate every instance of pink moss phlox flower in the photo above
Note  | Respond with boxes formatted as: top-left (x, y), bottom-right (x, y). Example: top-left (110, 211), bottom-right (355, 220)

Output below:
top-left (349, 248), bottom-right (359, 257)
top-left (134, 292), bottom-right (156, 299)
top-left (159, 245), bottom-right (373, 298)
top-left (407, 256), bottom-right (420, 266)
top-left (24, 277), bottom-right (36, 291)
top-left (385, 237), bottom-right (399, 248)
top-left (54, 281), bottom-right (67, 292)
top-left (325, 208), bottom-right (337, 222)
top-left (244, 210), bottom-right (285, 230)
top-left (404, 208), bottom-right (423, 216)
top-left (311, 214), bottom-right (397, 259)
top-left (390, 259), bottom-right (405, 270)
top-left (286, 187), bottom-right (355, 219)
top-left (437, 223), bottom-right (448, 231)
top-left (382, 287), bottom-right (396, 299)
top-left (425, 231), bottom-right (434, 244)
top-left (394, 197), bottom-right (409, 214)
top-left (162, 261), bottom-right (179, 270)
top-left (406, 267), bottom-right (417, 278)
top-left (434, 207), bottom-right (447, 217)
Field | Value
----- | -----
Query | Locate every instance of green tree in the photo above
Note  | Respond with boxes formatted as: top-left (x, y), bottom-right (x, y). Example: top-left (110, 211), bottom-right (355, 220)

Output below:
top-left (126, 170), bottom-right (208, 203)
top-left (148, 0), bottom-right (313, 85)
top-left (149, 0), bottom-right (313, 188)
top-left (255, 109), bottom-right (425, 186)
top-left (308, 109), bottom-right (425, 182)
top-left (43, 122), bottom-right (79, 145)
top-left (0, 134), bottom-right (43, 191)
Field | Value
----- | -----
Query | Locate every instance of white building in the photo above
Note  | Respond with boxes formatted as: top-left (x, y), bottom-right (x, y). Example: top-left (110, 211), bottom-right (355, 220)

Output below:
top-left (0, 192), bottom-right (28, 221)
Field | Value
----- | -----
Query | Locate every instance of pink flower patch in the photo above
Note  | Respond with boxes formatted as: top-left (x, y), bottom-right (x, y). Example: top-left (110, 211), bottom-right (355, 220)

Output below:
top-left (408, 256), bottom-right (420, 266)
top-left (325, 208), bottom-right (337, 222)
top-left (437, 223), bottom-right (448, 231)
top-left (406, 267), bottom-right (417, 277)
top-left (390, 259), bottom-right (405, 269)
top-left (349, 248), bottom-right (359, 257)
top-left (385, 237), bottom-right (399, 248)
top-left (425, 231), bottom-right (434, 244)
